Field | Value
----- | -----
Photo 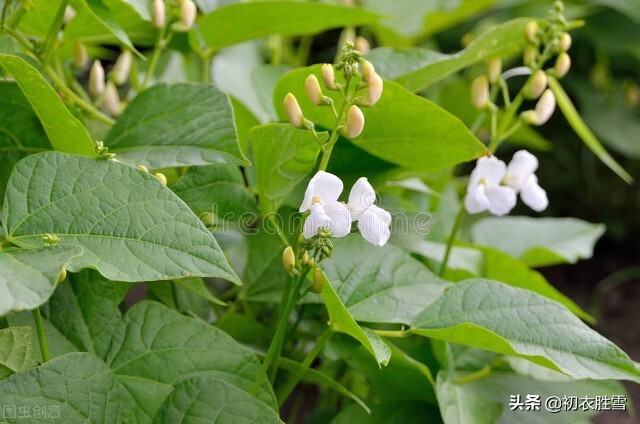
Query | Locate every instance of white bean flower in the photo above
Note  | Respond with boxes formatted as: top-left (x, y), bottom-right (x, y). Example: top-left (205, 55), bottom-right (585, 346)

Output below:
top-left (348, 177), bottom-right (391, 246)
top-left (504, 150), bottom-right (548, 212)
top-left (300, 171), bottom-right (352, 239)
top-left (465, 156), bottom-right (516, 216)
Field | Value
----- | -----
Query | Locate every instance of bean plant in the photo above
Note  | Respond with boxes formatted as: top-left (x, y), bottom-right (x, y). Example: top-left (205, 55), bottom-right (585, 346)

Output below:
top-left (0, 0), bottom-right (637, 423)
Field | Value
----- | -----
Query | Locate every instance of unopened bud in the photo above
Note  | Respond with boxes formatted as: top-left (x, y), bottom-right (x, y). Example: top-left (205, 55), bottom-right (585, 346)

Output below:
top-left (525, 70), bottom-right (547, 99)
top-left (137, 165), bottom-right (149, 173)
top-left (311, 268), bottom-right (325, 293)
top-left (523, 45), bottom-right (538, 67)
top-left (283, 93), bottom-right (304, 128)
top-left (558, 32), bottom-right (572, 52)
top-left (154, 172), bottom-right (168, 185)
top-left (487, 58), bottom-right (502, 84)
top-left (554, 52), bottom-right (571, 78)
top-left (524, 21), bottom-right (538, 42)
top-left (179, 0), bottom-right (197, 30)
top-left (301, 251), bottom-right (310, 266)
top-left (102, 83), bottom-right (122, 117)
top-left (355, 36), bottom-right (370, 54)
top-left (361, 74), bottom-right (383, 106)
top-left (112, 50), bottom-right (132, 85)
top-left (89, 60), bottom-right (105, 96)
top-left (523, 89), bottom-right (555, 125)
top-left (58, 267), bottom-right (67, 283)
top-left (63, 6), bottom-right (76, 24)
top-left (321, 64), bottom-right (337, 89)
top-left (73, 42), bottom-right (87, 68)
top-left (361, 60), bottom-right (376, 84)
top-left (152, 0), bottom-right (166, 28)
top-left (343, 105), bottom-right (365, 138)
top-left (471, 76), bottom-right (490, 110)
top-left (282, 246), bottom-right (295, 274)
top-left (305, 75), bottom-right (323, 105)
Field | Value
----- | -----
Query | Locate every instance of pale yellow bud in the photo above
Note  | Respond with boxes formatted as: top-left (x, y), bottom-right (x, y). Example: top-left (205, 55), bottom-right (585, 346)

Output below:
top-left (58, 267), bottom-right (67, 283)
top-left (180, 0), bottom-right (197, 30)
top-left (361, 60), bottom-right (376, 84)
top-left (311, 268), bottom-right (325, 293)
top-left (154, 172), bottom-right (168, 185)
top-left (283, 93), bottom-right (304, 128)
top-left (137, 165), bottom-right (149, 173)
top-left (73, 42), bottom-right (87, 68)
top-left (343, 105), bottom-right (365, 138)
top-left (355, 36), bottom-right (370, 54)
top-left (470, 76), bottom-right (489, 110)
top-left (525, 21), bottom-right (538, 42)
top-left (321, 64), bottom-right (337, 89)
top-left (487, 58), bottom-right (502, 84)
top-left (112, 50), bottom-right (132, 85)
top-left (301, 251), bottom-right (310, 266)
top-left (525, 70), bottom-right (547, 99)
top-left (153, 0), bottom-right (166, 28)
top-left (102, 82), bottom-right (122, 117)
top-left (361, 73), bottom-right (383, 106)
top-left (523, 89), bottom-right (556, 126)
top-left (305, 75), bottom-right (323, 105)
top-left (554, 52), bottom-right (571, 78)
top-left (89, 60), bottom-right (105, 96)
top-left (523, 45), bottom-right (538, 68)
top-left (558, 32), bottom-right (572, 52)
top-left (282, 246), bottom-right (295, 274)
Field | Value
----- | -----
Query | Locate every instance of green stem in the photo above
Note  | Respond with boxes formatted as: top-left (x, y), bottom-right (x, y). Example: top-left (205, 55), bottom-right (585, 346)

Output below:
top-left (141, 27), bottom-right (171, 90)
top-left (39, 0), bottom-right (68, 64)
top-left (318, 79), bottom-right (351, 171)
top-left (267, 214), bottom-right (290, 247)
top-left (32, 308), bottom-right (50, 362)
top-left (374, 329), bottom-right (411, 338)
top-left (439, 207), bottom-right (465, 277)
top-left (277, 327), bottom-right (332, 405)
top-left (454, 365), bottom-right (492, 384)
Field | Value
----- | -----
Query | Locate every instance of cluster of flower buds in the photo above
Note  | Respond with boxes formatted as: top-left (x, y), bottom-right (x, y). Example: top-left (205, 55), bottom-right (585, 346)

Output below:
top-left (88, 51), bottom-right (133, 117)
top-left (281, 246), bottom-right (325, 293)
top-left (152, 0), bottom-right (196, 31)
top-left (465, 150), bottom-right (548, 216)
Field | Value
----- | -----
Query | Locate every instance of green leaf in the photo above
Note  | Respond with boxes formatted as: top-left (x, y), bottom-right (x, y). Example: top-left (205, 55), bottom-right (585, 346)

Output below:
top-left (174, 277), bottom-right (226, 307)
top-left (0, 352), bottom-right (138, 423)
top-left (471, 216), bottom-right (606, 268)
top-left (2, 152), bottom-right (240, 283)
top-left (366, 18), bottom-right (533, 92)
top-left (0, 54), bottom-right (94, 156)
top-left (322, 236), bottom-right (450, 325)
top-left (250, 124), bottom-right (323, 215)
top-left (548, 76), bottom-right (633, 184)
top-left (333, 401), bottom-right (441, 424)
top-left (153, 377), bottom-right (283, 423)
top-left (198, 1), bottom-right (381, 49)
top-left (436, 370), bottom-right (502, 424)
top-left (320, 271), bottom-right (391, 366)
top-left (172, 164), bottom-right (257, 220)
top-left (0, 246), bottom-right (81, 316)
top-left (274, 67), bottom-right (488, 170)
top-left (105, 83), bottom-right (247, 169)
top-left (0, 327), bottom-right (36, 379)
top-left (411, 279), bottom-right (640, 382)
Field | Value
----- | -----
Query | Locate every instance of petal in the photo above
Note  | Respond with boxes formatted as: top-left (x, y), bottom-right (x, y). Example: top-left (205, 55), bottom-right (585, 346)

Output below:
top-left (474, 155), bottom-right (507, 186)
top-left (324, 201), bottom-right (352, 237)
top-left (347, 177), bottom-right (376, 216)
top-left (464, 184), bottom-right (489, 214)
top-left (302, 203), bottom-right (331, 239)
top-left (358, 206), bottom-right (391, 247)
top-left (505, 150), bottom-right (538, 190)
top-left (310, 171), bottom-right (343, 203)
top-left (486, 185), bottom-right (516, 216)
top-left (520, 175), bottom-right (548, 212)
top-left (299, 179), bottom-right (316, 212)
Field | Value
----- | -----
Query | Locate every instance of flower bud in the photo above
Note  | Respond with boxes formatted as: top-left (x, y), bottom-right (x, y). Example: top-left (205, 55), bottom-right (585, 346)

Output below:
top-left (361, 60), bottom-right (376, 84)
top-left (152, 0), bottom-right (166, 28)
top-left (89, 60), bottom-right (105, 96)
top-left (361, 73), bottom-right (383, 106)
top-left (525, 70), bottom-right (547, 99)
top-left (137, 165), bottom-right (149, 173)
top-left (179, 0), bottom-right (197, 30)
top-left (355, 36), bottom-right (370, 54)
top-left (58, 267), bottom-right (67, 283)
top-left (523, 89), bottom-right (555, 126)
top-left (343, 105), bottom-right (365, 138)
top-left (63, 6), bottom-right (76, 24)
top-left (321, 64), bottom-right (337, 89)
top-left (73, 42), bottom-right (87, 68)
top-left (558, 32), bottom-right (572, 52)
top-left (554, 52), bottom-right (571, 78)
top-left (301, 251), bottom-right (310, 266)
top-left (282, 246), bottom-right (295, 274)
top-left (487, 58), bottom-right (502, 84)
top-left (305, 75), bottom-right (323, 105)
top-left (154, 172), bottom-right (168, 185)
top-left (102, 82), bottom-right (122, 117)
top-left (112, 50), bottom-right (132, 85)
top-left (471, 76), bottom-right (489, 110)
top-left (311, 268), bottom-right (325, 294)
top-left (524, 21), bottom-right (538, 42)
top-left (283, 93), bottom-right (304, 128)
top-left (523, 45), bottom-right (538, 67)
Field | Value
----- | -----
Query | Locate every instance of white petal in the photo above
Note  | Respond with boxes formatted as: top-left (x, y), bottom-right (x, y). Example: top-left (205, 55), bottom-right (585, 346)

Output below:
top-left (310, 171), bottom-right (343, 202)
top-left (505, 150), bottom-right (538, 191)
top-left (486, 185), bottom-right (516, 216)
top-left (348, 177), bottom-right (376, 216)
top-left (302, 203), bottom-right (332, 239)
top-left (464, 184), bottom-right (489, 214)
top-left (520, 175), bottom-right (548, 212)
top-left (324, 201), bottom-right (352, 237)
top-left (358, 206), bottom-right (391, 246)
top-left (300, 179), bottom-right (316, 212)
top-left (474, 156), bottom-right (507, 186)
